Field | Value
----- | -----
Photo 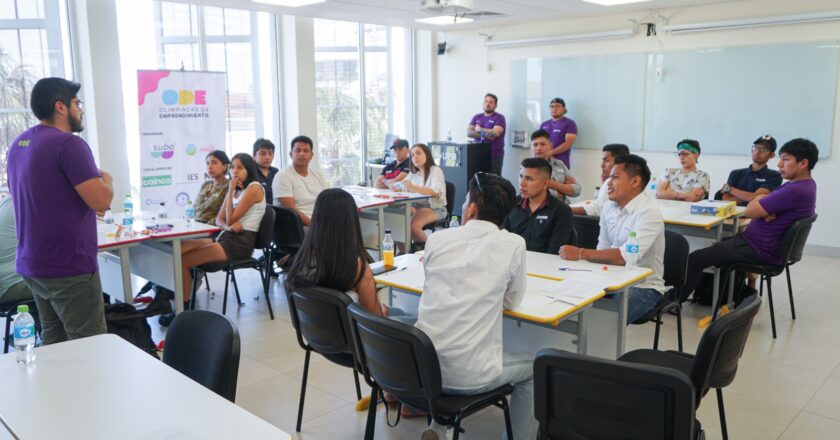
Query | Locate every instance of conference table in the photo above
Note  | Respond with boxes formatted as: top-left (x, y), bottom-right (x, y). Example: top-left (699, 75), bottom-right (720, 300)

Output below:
top-left (374, 250), bottom-right (652, 358)
top-left (341, 185), bottom-right (431, 258)
top-left (0, 334), bottom-right (290, 440)
top-left (97, 216), bottom-right (220, 313)
top-left (572, 198), bottom-right (745, 319)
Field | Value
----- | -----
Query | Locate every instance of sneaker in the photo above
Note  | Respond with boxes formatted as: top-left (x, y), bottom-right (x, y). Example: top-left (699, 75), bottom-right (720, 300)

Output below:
top-left (158, 312), bottom-right (176, 327)
top-left (420, 423), bottom-right (453, 440)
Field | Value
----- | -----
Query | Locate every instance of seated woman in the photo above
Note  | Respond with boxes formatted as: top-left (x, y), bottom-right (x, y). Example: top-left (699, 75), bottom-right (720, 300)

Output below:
top-left (657, 139), bottom-right (711, 202)
top-left (391, 143), bottom-right (447, 244)
top-left (285, 188), bottom-right (386, 317)
top-left (161, 153), bottom-right (266, 325)
top-left (194, 150), bottom-right (230, 224)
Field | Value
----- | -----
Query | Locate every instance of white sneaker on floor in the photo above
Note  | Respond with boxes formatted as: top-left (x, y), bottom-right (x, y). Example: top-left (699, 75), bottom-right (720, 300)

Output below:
top-left (420, 424), bottom-right (453, 440)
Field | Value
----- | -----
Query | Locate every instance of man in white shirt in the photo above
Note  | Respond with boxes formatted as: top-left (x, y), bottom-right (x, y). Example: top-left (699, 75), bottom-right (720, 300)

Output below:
top-left (414, 172), bottom-right (533, 440)
top-left (272, 135), bottom-right (329, 226)
top-left (559, 154), bottom-right (668, 323)
top-left (572, 143), bottom-right (630, 216)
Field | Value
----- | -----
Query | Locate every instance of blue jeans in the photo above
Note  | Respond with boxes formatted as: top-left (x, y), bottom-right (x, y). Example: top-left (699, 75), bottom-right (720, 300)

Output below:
top-left (626, 287), bottom-right (664, 324)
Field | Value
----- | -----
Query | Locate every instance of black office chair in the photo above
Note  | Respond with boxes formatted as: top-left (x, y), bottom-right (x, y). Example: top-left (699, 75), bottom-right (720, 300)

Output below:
top-left (190, 205), bottom-right (275, 319)
top-left (266, 205), bottom-right (305, 272)
top-left (423, 180), bottom-right (456, 230)
top-left (571, 215), bottom-right (600, 249)
top-left (721, 213), bottom-right (816, 338)
top-left (631, 230), bottom-right (690, 351)
top-left (162, 310), bottom-right (240, 402)
top-left (621, 294), bottom-right (762, 440)
top-left (1, 298), bottom-right (38, 353)
top-left (567, 226), bottom-right (578, 247)
top-left (347, 303), bottom-right (514, 440)
top-left (286, 287), bottom-right (363, 432)
top-left (534, 348), bottom-right (699, 440)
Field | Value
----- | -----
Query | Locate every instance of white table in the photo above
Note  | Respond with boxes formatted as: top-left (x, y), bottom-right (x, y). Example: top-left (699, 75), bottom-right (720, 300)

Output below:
top-left (342, 185), bottom-right (431, 258)
top-left (374, 253), bottom-right (652, 358)
top-left (98, 217), bottom-right (220, 313)
top-left (0, 334), bottom-right (290, 440)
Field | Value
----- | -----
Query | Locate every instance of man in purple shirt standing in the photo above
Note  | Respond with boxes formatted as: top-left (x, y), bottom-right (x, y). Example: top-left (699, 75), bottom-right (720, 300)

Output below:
top-left (6, 78), bottom-right (114, 345)
top-left (467, 93), bottom-right (506, 175)
top-left (682, 138), bottom-right (818, 305)
top-left (539, 97), bottom-right (578, 169)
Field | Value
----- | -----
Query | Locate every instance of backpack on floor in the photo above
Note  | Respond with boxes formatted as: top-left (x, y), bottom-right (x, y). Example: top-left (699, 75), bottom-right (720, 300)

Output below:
top-left (105, 303), bottom-right (158, 357)
top-left (693, 271), bottom-right (748, 307)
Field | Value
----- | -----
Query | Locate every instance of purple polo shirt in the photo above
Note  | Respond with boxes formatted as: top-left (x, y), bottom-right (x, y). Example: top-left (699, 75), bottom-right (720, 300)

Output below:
top-left (539, 117), bottom-right (578, 168)
top-left (6, 125), bottom-right (100, 278)
top-left (469, 112), bottom-right (506, 159)
top-left (741, 179), bottom-right (816, 266)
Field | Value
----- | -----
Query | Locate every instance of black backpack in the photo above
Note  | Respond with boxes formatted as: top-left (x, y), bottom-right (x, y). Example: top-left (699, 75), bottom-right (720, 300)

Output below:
top-left (105, 303), bottom-right (158, 357)
top-left (693, 270), bottom-right (748, 307)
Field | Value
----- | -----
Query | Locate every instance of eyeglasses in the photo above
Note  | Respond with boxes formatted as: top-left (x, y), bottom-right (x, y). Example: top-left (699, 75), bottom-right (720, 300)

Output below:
top-left (751, 145), bottom-right (770, 153)
top-left (472, 171), bottom-right (488, 194)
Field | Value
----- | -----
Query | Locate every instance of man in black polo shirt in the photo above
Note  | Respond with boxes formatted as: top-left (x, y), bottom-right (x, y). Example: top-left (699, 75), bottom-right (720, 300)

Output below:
top-left (374, 139), bottom-right (411, 189)
top-left (253, 138), bottom-right (279, 203)
top-left (719, 135), bottom-right (782, 205)
top-left (503, 158), bottom-right (572, 254)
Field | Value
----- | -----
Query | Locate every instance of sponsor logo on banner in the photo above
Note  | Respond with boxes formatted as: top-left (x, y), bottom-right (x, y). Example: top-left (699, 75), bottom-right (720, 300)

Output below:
top-left (151, 143), bottom-right (175, 159)
top-left (186, 144), bottom-right (198, 156)
top-left (158, 89), bottom-right (210, 119)
top-left (186, 172), bottom-right (201, 182)
top-left (143, 175), bottom-right (172, 187)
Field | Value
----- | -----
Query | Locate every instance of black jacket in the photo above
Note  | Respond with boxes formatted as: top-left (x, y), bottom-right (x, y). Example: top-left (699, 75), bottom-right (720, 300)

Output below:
top-left (503, 194), bottom-right (572, 254)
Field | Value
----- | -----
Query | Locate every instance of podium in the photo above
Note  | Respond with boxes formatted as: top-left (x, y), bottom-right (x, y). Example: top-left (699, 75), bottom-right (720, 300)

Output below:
top-left (427, 141), bottom-right (491, 217)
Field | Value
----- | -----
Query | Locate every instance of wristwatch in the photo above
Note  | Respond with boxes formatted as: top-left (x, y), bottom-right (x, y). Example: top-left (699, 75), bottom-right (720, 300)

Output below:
top-left (723, 183), bottom-right (731, 194)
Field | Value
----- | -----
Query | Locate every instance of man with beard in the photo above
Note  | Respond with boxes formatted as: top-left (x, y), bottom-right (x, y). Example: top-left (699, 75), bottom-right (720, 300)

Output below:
top-left (467, 93), bottom-right (506, 175)
top-left (6, 78), bottom-right (113, 344)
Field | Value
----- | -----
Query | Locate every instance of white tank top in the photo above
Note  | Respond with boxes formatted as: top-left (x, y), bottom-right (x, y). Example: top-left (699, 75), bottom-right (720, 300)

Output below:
top-left (232, 182), bottom-right (266, 232)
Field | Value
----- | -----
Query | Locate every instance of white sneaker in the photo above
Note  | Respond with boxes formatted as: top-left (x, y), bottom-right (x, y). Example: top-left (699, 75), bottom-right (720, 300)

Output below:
top-left (420, 423), bottom-right (453, 440)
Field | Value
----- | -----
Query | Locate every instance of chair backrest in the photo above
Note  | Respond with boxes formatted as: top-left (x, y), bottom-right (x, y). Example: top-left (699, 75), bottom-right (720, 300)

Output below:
top-left (568, 226), bottom-right (578, 247)
top-left (346, 303), bottom-right (443, 408)
top-left (779, 214), bottom-right (817, 265)
top-left (254, 205), bottom-right (275, 250)
top-left (572, 215), bottom-right (600, 249)
top-left (663, 230), bottom-right (690, 301)
top-left (286, 286), bottom-right (355, 355)
top-left (163, 310), bottom-right (240, 402)
top-left (271, 205), bottom-right (305, 250)
top-left (534, 348), bottom-right (696, 440)
top-left (690, 294), bottom-right (761, 395)
top-left (444, 180), bottom-right (456, 219)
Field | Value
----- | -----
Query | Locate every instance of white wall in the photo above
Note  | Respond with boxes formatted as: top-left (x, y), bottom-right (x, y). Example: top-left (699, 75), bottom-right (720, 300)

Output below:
top-left (429, 0), bottom-right (840, 252)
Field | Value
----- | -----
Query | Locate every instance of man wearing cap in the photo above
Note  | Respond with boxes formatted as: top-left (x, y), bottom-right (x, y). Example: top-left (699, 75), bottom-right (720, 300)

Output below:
top-left (467, 93), bottom-right (506, 175)
top-left (539, 98), bottom-right (578, 169)
top-left (719, 135), bottom-right (782, 205)
top-left (374, 139), bottom-right (411, 189)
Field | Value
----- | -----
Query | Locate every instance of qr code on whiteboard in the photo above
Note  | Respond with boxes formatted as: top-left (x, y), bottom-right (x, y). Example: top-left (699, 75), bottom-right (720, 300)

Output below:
top-left (512, 130), bottom-right (528, 148)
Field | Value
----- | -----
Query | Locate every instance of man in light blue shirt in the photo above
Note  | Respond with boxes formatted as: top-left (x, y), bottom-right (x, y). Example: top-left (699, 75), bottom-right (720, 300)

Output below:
top-left (0, 197), bottom-right (32, 304)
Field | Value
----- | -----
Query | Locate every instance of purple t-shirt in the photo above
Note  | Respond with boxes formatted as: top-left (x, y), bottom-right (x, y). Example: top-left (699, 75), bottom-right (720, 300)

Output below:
top-left (6, 125), bottom-right (100, 278)
top-left (741, 179), bottom-right (816, 266)
top-left (539, 117), bottom-right (578, 168)
top-left (469, 112), bottom-right (506, 159)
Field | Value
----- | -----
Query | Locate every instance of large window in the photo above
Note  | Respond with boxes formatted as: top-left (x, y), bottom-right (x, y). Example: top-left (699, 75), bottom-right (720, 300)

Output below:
top-left (314, 19), bottom-right (412, 186)
top-left (0, 0), bottom-right (72, 188)
top-left (154, 1), bottom-right (278, 155)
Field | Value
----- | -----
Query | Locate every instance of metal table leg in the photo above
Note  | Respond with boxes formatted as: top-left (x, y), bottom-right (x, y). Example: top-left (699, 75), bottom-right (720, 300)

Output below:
top-left (377, 206), bottom-right (385, 259)
top-left (616, 287), bottom-right (628, 357)
top-left (172, 239), bottom-right (184, 313)
top-left (119, 247), bottom-right (133, 304)
top-left (711, 223), bottom-right (724, 320)
top-left (576, 309), bottom-right (588, 355)
top-left (404, 201), bottom-right (412, 252)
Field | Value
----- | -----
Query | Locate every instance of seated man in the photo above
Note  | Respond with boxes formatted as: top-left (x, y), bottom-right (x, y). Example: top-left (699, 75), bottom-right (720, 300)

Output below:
top-left (718, 135), bottom-right (782, 205)
top-left (503, 158), bottom-right (572, 254)
top-left (559, 154), bottom-right (668, 323)
top-left (0, 197), bottom-right (33, 305)
top-left (657, 139), bottom-right (710, 202)
top-left (415, 173), bottom-right (534, 440)
top-left (253, 138), bottom-right (279, 204)
top-left (571, 143), bottom-right (629, 216)
top-left (682, 138), bottom-right (818, 303)
top-left (272, 135), bottom-right (329, 226)
top-left (530, 129), bottom-right (581, 203)
top-left (374, 139), bottom-right (411, 189)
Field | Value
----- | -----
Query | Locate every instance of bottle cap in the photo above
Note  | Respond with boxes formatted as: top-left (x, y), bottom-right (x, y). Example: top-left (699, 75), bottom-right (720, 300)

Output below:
top-left (385, 229), bottom-right (392, 234)
top-left (160, 202), bottom-right (165, 206)
top-left (17, 304), bottom-right (29, 313)
top-left (629, 231), bottom-right (637, 237)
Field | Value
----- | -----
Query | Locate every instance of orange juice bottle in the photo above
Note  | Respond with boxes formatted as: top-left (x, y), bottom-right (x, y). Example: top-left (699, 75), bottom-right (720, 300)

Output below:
top-left (383, 229), bottom-right (395, 267)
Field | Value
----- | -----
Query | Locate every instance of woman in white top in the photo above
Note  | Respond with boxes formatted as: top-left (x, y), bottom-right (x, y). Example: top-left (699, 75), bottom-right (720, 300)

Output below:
top-left (391, 143), bottom-right (447, 243)
top-left (178, 153), bottom-right (266, 305)
top-left (657, 138), bottom-right (711, 202)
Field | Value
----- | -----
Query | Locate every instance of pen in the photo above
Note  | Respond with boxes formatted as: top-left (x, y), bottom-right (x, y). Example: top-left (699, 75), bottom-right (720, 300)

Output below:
top-left (558, 267), bottom-right (593, 272)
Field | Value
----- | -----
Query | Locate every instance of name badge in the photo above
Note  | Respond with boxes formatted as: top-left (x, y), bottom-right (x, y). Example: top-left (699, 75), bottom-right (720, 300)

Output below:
top-left (755, 178), bottom-right (766, 182)
top-left (536, 215), bottom-right (548, 220)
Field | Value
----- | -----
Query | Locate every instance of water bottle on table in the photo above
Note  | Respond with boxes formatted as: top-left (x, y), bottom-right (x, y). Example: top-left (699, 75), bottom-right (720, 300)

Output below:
top-left (648, 177), bottom-right (658, 198)
top-left (158, 202), bottom-right (167, 219)
top-left (449, 215), bottom-right (460, 228)
top-left (382, 229), bottom-right (395, 268)
top-left (625, 231), bottom-right (639, 270)
top-left (185, 201), bottom-right (196, 226)
top-left (14, 304), bottom-right (36, 364)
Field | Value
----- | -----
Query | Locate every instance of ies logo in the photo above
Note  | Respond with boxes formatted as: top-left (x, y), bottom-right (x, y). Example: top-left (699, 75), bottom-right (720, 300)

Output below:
top-left (151, 143), bottom-right (175, 159)
top-left (162, 89), bottom-right (206, 106)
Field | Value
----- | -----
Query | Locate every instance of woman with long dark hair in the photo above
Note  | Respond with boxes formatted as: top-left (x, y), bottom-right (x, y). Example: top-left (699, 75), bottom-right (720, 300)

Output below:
top-left (163, 153), bottom-right (266, 323)
top-left (193, 150), bottom-right (230, 224)
top-left (390, 143), bottom-right (447, 244)
top-left (285, 188), bottom-right (385, 316)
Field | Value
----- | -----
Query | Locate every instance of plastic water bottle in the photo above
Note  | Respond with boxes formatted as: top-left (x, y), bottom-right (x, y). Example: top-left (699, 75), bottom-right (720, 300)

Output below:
top-left (648, 177), bottom-right (658, 198)
top-left (157, 202), bottom-right (167, 219)
top-left (123, 194), bottom-right (133, 214)
top-left (625, 231), bottom-right (640, 270)
top-left (382, 229), bottom-right (395, 267)
top-left (479, 127), bottom-right (486, 143)
top-left (449, 215), bottom-right (460, 228)
top-left (446, 129), bottom-right (453, 142)
top-left (185, 201), bottom-right (196, 226)
top-left (122, 208), bottom-right (134, 228)
top-left (103, 210), bottom-right (114, 224)
top-left (14, 305), bottom-right (36, 364)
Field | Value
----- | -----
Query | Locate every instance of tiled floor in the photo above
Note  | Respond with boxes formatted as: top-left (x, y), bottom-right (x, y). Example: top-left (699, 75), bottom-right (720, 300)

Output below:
top-left (150, 254), bottom-right (840, 439)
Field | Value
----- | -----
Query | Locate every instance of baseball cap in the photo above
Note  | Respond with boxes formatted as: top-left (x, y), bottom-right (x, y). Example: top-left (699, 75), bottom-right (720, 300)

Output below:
top-left (753, 134), bottom-right (777, 152)
top-left (549, 97), bottom-right (566, 106)
top-left (390, 139), bottom-right (409, 149)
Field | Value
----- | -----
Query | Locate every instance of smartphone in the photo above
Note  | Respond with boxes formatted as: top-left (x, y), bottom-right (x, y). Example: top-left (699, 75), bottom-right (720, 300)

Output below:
top-left (371, 262), bottom-right (397, 276)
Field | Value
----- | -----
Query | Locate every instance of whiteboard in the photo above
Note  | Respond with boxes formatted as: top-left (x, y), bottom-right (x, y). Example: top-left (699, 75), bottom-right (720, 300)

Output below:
top-left (644, 43), bottom-right (838, 156)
